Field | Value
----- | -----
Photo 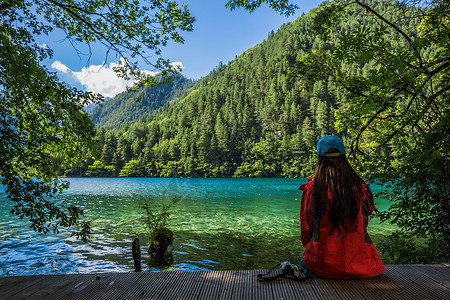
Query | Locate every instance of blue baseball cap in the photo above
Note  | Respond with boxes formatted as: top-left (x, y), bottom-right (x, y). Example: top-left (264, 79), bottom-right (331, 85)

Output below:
top-left (317, 135), bottom-right (345, 157)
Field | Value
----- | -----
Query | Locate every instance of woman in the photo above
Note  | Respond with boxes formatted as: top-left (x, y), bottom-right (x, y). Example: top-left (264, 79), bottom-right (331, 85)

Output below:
top-left (299, 135), bottom-right (384, 279)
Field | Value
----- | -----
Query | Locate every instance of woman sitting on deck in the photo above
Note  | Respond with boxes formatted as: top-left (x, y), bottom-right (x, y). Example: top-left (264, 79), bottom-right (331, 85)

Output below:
top-left (299, 135), bottom-right (385, 279)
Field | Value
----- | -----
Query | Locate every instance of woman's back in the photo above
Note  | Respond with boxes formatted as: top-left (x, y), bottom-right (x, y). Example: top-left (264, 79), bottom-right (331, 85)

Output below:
top-left (300, 177), bottom-right (384, 278)
top-left (299, 136), bottom-right (384, 279)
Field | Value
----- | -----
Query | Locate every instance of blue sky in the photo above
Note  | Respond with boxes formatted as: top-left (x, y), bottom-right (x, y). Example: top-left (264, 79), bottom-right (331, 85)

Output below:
top-left (42, 0), bottom-right (323, 98)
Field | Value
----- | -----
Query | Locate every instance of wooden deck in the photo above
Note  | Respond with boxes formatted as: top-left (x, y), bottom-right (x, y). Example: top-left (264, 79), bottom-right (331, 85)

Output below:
top-left (0, 264), bottom-right (448, 299)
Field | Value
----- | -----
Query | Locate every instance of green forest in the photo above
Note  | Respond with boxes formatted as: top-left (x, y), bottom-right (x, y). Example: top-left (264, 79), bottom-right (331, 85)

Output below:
top-left (88, 75), bottom-right (195, 128)
top-left (65, 0), bottom-right (416, 179)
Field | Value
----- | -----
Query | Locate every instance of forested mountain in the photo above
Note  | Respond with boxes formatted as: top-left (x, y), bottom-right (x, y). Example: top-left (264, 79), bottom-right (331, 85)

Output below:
top-left (88, 74), bottom-right (195, 128)
top-left (69, 0), bottom-right (422, 178)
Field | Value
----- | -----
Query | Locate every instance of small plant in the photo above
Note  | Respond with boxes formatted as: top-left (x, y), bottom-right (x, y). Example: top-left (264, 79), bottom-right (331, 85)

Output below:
top-left (142, 190), bottom-right (180, 264)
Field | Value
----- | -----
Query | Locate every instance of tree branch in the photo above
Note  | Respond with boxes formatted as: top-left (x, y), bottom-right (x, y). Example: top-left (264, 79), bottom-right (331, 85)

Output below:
top-left (350, 85), bottom-right (407, 156)
top-left (45, 0), bottom-right (125, 59)
top-left (354, 0), bottom-right (423, 66)
top-left (355, 0), bottom-right (414, 45)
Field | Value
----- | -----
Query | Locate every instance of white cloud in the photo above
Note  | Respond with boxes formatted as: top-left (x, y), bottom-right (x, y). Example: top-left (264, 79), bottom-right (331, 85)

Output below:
top-left (50, 59), bottom-right (182, 98)
top-left (51, 60), bottom-right (70, 74)
top-left (170, 61), bottom-right (184, 71)
top-left (140, 69), bottom-right (159, 77)
top-left (73, 61), bottom-right (132, 98)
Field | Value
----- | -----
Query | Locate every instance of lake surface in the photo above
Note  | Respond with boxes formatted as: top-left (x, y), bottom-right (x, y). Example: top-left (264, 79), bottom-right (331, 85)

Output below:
top-left (0, 178), bottom-right (395, 277)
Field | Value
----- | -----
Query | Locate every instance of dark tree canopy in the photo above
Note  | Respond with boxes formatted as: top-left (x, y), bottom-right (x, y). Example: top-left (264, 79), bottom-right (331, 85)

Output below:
top-left (289, 0), bottom-right (449, 263)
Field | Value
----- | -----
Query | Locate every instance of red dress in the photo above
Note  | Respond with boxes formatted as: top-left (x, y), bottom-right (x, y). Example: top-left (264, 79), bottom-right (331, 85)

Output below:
top-left (300, 177), bottom-right (385, 279)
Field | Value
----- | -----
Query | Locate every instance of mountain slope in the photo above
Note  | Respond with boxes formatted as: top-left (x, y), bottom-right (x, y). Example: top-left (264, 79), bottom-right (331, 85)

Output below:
top-left (78, 0), bottom-right (421, 178)
top-left (89, 74), bottom-right (194, 128)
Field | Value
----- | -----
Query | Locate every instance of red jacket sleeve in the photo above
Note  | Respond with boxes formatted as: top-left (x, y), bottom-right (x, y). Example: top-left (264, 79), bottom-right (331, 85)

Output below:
top-left (300, 178), bottom-right (314, 247)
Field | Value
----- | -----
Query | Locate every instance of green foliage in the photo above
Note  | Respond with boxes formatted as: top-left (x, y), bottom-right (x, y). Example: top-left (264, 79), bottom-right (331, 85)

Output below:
top-left (6, 178), bottom-right (82, 234)
top-left (225, 0), bottom-right (299, 16)
top-left (142, 192), bottom-right (180, 258)
top-left (1, 0), bottom-right (195, 235)
top-left (70, 220), bottom-right (93, 243)
top-left (290, 0), bottom-right (450, 263)
top-left (1, 10), bottom-right (98, 235)
top-left (142, 193), bottom-right (180, 233)
top-left (85, 160), bottom-right (115, 177)
top-left (149, 226), bottom-right (174, 249)
top-left (310, 0), bottom-right (351, 40)
top-left (379, 231), bottom-right (450, 264)
top-left (119, 159), bottom-right (145, 177)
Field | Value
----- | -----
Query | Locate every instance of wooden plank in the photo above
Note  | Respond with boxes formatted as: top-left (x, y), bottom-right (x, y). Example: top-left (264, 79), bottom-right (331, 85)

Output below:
top-left (216, 270), bottom-right (232, 300)
top-left (237, 270), bottom-right (260, 300)
top-left (249, 270), bottom-right (273, 300)
top-left (219, 270), bottom-right (246, 300)
top-left (414, 264), bottom-right (450, 289)
top-left (11, 274), bottom-right (95, 300)
top-left (350, 274), bottom-right (415, 300)
top-left (393, 265), bottom-right (450, 300)
top-left (195, 270), bottom-right (224, 300)
top-left (0, 275), bottom-right (47, 298)
top-left (236, 270), bottom-right (254, 300)
top-left (308, 278), bottom-right (340, 300)
top-left (116, 271), bottom-right (173, 300)
top-left (0, 265), bottom-right (448, 300)
top-left (271, 275), bottom-right (318, 300)
top-left (270, 276), bottom-right (293, 300)
top-left (230, 270), bottom-right (250, 300)
top-left (153, 271), bottom-right (188, 300)
top-left (286, 276), bottom-right (319, 299)
top-left (327, 278), bottom-right (366, 300)
top-left (59, 272), bottom-right (130, 300)
top-left (96, 272), bottom-right (148, 300)
top-left (255, 270), bottom-right (326, 300)
top-left (172, 271), bottom-right (206, 300)
top-left (219, 269), bottom-right (266, 300)
top-left (156, 271), bottom-right (205, 300)
top-left (383, 265), bottom-right (441, 300)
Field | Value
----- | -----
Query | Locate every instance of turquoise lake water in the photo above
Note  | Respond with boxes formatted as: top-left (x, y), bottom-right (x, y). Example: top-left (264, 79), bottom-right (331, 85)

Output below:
top-left (0, 178), bottom-right (395, 277)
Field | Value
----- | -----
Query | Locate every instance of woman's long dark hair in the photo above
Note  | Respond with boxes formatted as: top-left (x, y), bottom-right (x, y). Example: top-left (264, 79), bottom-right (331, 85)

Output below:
top-left (312, 149), bottom-right (373, 236)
